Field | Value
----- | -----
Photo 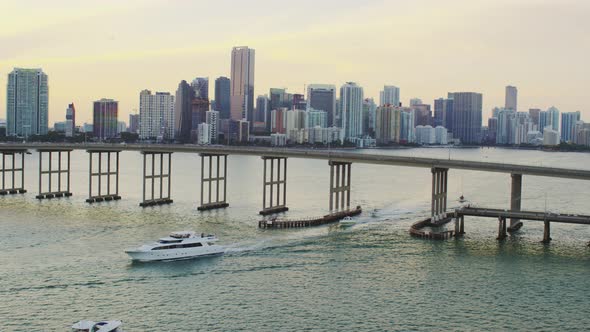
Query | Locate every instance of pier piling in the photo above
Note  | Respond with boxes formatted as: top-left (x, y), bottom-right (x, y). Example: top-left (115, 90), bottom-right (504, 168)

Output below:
top-left (36, 149), bottom-right (72, 199)
top-left (260, 156), bottom-right (288, 215)
top-left (0, 150), bottom-right (27, 195)
top-left (86, 150), bottom-right (121, 203)
top-left (198, 154), bottom-right (228, 211)
top-left (329, 161), bottom-right (352, 212)
top-left (542, 220), bottom-right (552, 244)
top-left (139, 152), bottom-right (173, 207)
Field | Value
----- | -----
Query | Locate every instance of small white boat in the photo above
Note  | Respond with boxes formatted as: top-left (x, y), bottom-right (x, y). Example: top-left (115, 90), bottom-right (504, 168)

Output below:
top-left (125, 231), bottom-right (224, 262)
top-left (71, 320), bottom-right (123, 332)
top-left (339, 216), bottom-right (356, 226)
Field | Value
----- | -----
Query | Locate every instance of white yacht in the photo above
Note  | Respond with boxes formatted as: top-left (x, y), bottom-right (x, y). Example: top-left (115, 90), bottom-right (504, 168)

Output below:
top-left (125, 231), bottom-right (224, 262)
top-left (339, 216), bottom-right (356, 226)
top-left (71, 320), bottom-right (123, 332)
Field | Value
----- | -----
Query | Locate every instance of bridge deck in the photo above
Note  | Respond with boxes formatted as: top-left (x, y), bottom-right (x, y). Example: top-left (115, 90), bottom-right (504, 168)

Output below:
top-left (1, 143), bottom-right (590, 180)
top-left (457, 207), bottom-right (590, 225)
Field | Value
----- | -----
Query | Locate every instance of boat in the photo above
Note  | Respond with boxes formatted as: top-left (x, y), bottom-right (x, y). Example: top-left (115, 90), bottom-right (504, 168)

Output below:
top-left (339, 216), bottom-right (356, 226)
top-left (71, 320), bottom-right (123, 332)
top-left (125, 231), bottom-right (224, 262)
top-left (458, 195), bottom-right (467, 203)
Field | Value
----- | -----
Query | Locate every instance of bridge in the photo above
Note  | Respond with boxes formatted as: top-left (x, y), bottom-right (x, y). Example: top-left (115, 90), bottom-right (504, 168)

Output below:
top-left (1, 143), bottom-right (589, 243)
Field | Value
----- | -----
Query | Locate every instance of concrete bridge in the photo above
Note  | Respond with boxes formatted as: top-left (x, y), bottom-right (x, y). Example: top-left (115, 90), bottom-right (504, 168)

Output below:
top-left (1, 143), bottom-right (589, 242)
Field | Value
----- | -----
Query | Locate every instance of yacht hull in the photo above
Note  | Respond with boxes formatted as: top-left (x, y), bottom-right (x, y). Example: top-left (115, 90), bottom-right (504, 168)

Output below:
top-left (126, 246), bottom-right (224, 262)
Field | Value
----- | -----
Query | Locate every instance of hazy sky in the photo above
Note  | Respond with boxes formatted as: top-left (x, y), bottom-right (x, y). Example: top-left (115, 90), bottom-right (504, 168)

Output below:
top-left (1, 0), bottom-right (589, 125)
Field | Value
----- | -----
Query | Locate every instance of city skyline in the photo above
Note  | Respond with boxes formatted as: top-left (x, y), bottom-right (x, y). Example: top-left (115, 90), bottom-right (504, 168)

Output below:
top-left (1, 0), bottom-right (588, 124)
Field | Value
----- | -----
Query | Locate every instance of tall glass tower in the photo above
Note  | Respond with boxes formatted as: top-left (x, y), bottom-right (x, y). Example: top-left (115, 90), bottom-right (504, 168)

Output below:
top-left (6, 68), bottom-right (48, 137)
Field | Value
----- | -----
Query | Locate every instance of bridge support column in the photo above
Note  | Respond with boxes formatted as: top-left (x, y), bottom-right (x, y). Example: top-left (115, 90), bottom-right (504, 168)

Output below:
top-left (431, 167), bottom-right (449, 223)
top-left (542, 220), bottom-right (552, 244)
top-left (497, 217), bottom-right (507, 240)
top-left (508, 173), bottom-right (523, 232)
top-left (454, 214), bottom-right (465, 237)
top-left (198, 154), bottom-right (228, 211)
top-left (260, 157), bottom-right (288, 215)
top-left (36, 150), bottom-right (73, 199)
top-left (0, 150), bottom-right (27, 195)
top-left (86, 150), bottom-right (121, 203)
top-left (329, 161), bottom-right (351, 212)
top-left (140, 152), bottom-right (173, 207)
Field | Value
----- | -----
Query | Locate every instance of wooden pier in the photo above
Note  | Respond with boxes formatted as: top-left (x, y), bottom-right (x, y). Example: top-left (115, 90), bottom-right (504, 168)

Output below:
top-left (259, 206), bottom-right (362, 229)
top-left (409, 216), bottom-right (456, 240)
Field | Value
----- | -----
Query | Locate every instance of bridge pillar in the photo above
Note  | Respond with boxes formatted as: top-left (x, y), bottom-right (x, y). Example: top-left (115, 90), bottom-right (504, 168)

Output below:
top-left (542, 220), bottom-right (552, 244)
top-left (329, 161), bottom-right (351, 212)
top-left (86, 150), bottom-right (121, 203)
top-left (198, 154), bottom-right (229, 211)
top-left (508, 173), bottom-right (523, 232)
top-left (140, 152), bottom-right (173, 207)
top-left (36, 150), bottom-right (73, 199)
top-left (454, 214), bottom-right (465, 237)
top-left (0, 150), bottom-right (27, 195)
top-left (497, 217), bottom-right (507, 240)
top-left (431, 167), bottom-right (449, 223)
top-left (260, 157), bottom-right (288, 215)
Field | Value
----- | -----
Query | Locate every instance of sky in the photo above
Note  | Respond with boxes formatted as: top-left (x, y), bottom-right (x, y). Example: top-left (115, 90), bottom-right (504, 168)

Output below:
top-left (1, 0), bottom-right (589, 125)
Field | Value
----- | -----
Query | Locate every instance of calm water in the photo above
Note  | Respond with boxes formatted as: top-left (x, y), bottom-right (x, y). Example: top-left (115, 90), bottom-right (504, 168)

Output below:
top-left (1, 147), bottom-right (590, 331)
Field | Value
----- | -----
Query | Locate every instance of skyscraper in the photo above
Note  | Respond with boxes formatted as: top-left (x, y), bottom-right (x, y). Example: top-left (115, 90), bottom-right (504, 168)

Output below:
top-left (174, 80), bottom-right (195, 142)
top-left (505, 85), bottom-right (517, 110)
top-left (129, 114), bottom-right (139, 134)
top-left (379, 85), bottom-right (400, 106)
top-left (6, 68), bottom-right (48, 137)
top-left (307, 84), bottom-right (336, 126)
top-left (139, 90), bottom-right (175, 140)
top-left (93, 99), bottom-right (118, 140)
top-left (409, 98), bottom-right (423, 107)
top-left (449, 92), bottom-right (483, 144)
top-left (65, 103), bottom-right (76, 137)
top-left (375, 105), bottom-right (401, 144)
top-left (214, 77), bottom-right (231, 119)
top-left (540, 106), bottom-right (560, 133)
top-left (433, 98), bottom-right (453, 131)
top-left (256, 95), bottom-right (269, 124)
top-left (191, 77), bottom-right (209, 100)
top-left (529, 108), bottom-right (541, 130)
top-left (230, 46), bottom-right (255, 123)
top-left (561, 111), bottom-right (581, 143)
top-left (340, 82), bottom-right (364, 139)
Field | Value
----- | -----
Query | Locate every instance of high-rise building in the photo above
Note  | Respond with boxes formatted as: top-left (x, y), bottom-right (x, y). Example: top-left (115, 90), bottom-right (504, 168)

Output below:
top-left (410, 98), bottom-right (423, 107)
top-left (340, 82), bottom-right (364, 139)
top-left (306, 110), bottom-right (328, 128)
top-left (496, 108), bottom-right (516, 144)
top-left (206, 110), bottom-right (219, 144)
top-left (174, 80), bottom-right (195, 142)
top-left (129, 114), bottom-right (139, 134)
top-left (191, 77), bottom-right (209, 100)
top-left (375, 105), bottom-right (401, 144)
top-left (191, 98), bottom-right (210, 141)
top-left (65, 103), bottom-right (76, 137)
top-left (540, 106), bottom-right (560, 133)
top-left (293, 94), bottom-right (306, 110)
top-left (139, 90), bottom-right (175, 140)
top-left (93, 98), bottom-right (118, 140)
top-left (529, 108), bottom-right (541, 130)
top-left (256, 95), bottom-right (269, 124)
top-left (214, 76), bottom-right (231, 119)
top-left (400, 109), bottom-right (415, 143)
top-left (307, 84), bottom-right (337, 126)
top-left (230, 46), bottom-right (255, 123)
top-left (362, 98), bottom-right (377, 137)
top-left (412, 104), bottom-right (432, 126)
top-left (449, 92), bottom-right (483, 144)
top-left (269, 88), bottom-right (288, 111)
top-left (505, 85), bottom-right (517, 110)
top-left (271, 108), bottom-right (287, 134)
top-left (6, 68), bottom-right (49, 137)
top-left (379, 85), bottom-right (400, 106)
top-left (561, 111), bottom-right (581, 143)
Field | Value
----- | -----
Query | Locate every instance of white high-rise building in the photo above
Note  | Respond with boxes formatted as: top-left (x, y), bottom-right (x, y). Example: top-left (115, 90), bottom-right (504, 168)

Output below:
top-left (306, 109), bottom-right (328, 128)
top-left (206, 110), bottom-right (219, 144)
top-left (340, 82), bottom-right (364, 139)
top-left (505, 85), bottom-right (517, 110)
top-left (230, 46), bottom-right (255, 123)
top-left (139, 90), bottom-right (175, 140)
top-left (6, 68), bottom-right (49, 137)
top-left (197, 123), bottom-right (211, 145)
top-left (379, 85), bottom-right (400, 106)
top-left (543, 128), bottom-right (560, 146)
top-left (435, 126), bottom-right (448, 144)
